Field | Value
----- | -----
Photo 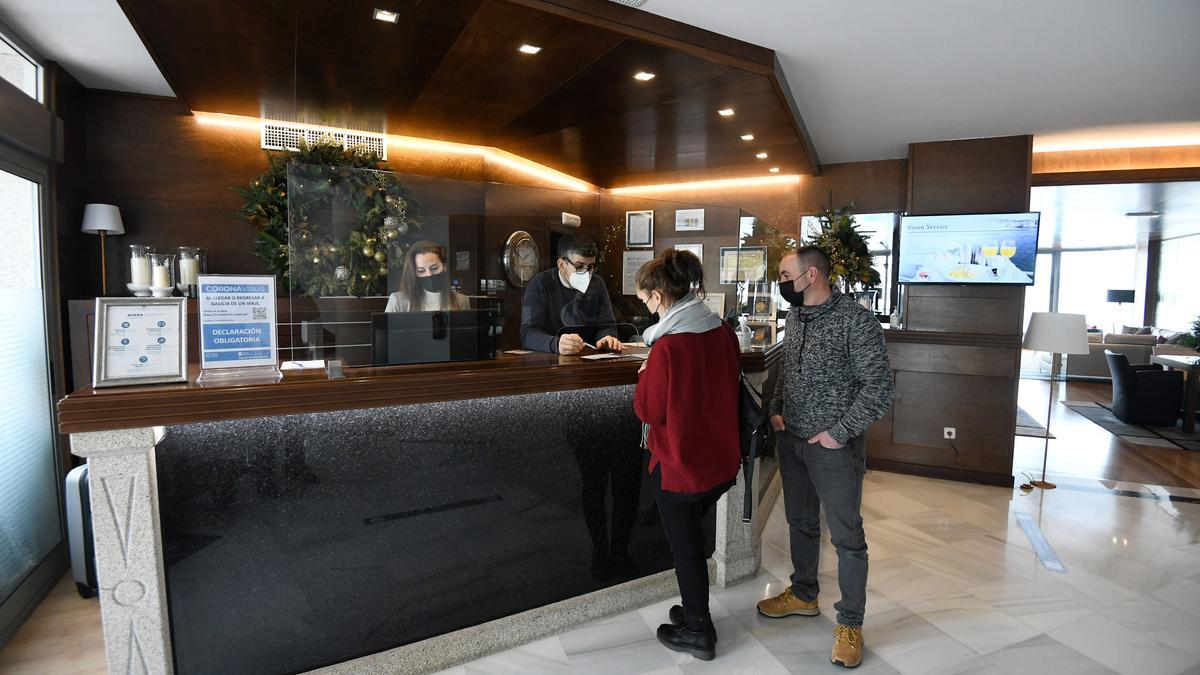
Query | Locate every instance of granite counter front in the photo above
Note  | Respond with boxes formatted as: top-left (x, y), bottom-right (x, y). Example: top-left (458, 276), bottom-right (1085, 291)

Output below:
top-left (59, 349), bottom-right (781, 674)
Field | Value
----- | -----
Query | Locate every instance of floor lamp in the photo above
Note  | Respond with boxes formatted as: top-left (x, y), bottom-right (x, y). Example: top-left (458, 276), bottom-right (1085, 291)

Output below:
top-left (81, 204), bottom-right (125, 295)
top-left (1022, 312), bottom-right (1089, 489)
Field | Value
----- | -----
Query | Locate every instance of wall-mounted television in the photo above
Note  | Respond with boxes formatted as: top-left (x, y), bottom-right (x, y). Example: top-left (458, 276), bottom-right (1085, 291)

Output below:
top-left (897, 212), bottom-right (1040, 285)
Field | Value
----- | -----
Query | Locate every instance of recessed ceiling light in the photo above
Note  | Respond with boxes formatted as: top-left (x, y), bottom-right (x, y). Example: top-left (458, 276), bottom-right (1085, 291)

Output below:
top-left (740, 134), bottom-right (755, 141)
top-left (755, 152), bottom-right (768, 159)
top-left (769, 167), bottom-right (780, 173)
top-left (373, 8), bottom-right (399, 23)
top-left (717, 108), bottom-right (735, 117)
top-left (518, 43), bottom-right (542, 55)
top-left (633, 71), bottom-right (656, 81)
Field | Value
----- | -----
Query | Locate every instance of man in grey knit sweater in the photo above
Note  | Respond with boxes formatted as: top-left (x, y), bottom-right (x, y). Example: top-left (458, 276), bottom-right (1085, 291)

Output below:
top-left (756, 246), bottom-right (894, 669)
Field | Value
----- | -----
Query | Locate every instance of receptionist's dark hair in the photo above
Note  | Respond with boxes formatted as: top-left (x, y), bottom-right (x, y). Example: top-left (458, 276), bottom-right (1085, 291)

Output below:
top-left (636, 249), bottom-right (706, 305)
top-left (557, 233), bottom-right (599, 260)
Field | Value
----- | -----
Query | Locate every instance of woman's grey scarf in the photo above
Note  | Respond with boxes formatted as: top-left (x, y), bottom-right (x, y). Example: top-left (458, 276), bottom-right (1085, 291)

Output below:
top-left (639, 294), bottom-right (723, 448)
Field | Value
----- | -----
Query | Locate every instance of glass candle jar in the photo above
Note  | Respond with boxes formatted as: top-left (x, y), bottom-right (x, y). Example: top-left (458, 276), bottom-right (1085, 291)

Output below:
top-left (128, 245), bottom-right (154, 296)
top-left (149, 253), bottom-right (175, 297)
top-left (177, 247), bottom-right (206, 296)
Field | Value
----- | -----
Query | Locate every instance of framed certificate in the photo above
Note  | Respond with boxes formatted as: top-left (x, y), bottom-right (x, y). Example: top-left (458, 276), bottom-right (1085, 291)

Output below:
top-left (625, 210), bottom-right (654, 248)
top-left (93, 297), bottom-right (188, 388)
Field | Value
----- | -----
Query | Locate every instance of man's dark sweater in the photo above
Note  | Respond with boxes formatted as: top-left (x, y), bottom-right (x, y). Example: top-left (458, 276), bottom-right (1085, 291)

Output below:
top-left (520, 268), bottom-right (619, 353)
top-left (769, 289), bottom-right (894, 444)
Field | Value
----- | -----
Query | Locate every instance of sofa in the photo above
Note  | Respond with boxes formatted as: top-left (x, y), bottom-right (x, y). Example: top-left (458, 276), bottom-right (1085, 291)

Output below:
top-left (1038, 330), bottom-right (1197, 380)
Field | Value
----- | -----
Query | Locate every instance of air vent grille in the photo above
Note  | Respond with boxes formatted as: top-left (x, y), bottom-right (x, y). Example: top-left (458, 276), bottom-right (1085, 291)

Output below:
top-left (261, 122), bottom-right (387, 159)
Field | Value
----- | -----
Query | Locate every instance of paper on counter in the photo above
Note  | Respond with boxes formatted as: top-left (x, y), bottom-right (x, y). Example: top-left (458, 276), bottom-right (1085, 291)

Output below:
top-left (581, 353), bottom-right (623, 360)
top-left (504, 350), bottom-right (533, 355)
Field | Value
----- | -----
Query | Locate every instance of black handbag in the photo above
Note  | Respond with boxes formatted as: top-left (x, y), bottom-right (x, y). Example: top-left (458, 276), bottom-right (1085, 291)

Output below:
top-left (738, 372), bottom-right (771, 523)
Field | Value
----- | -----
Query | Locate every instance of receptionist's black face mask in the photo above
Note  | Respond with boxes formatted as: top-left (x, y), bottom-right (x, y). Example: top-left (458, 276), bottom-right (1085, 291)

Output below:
top-left (417, 271), bottom-right (447, 293)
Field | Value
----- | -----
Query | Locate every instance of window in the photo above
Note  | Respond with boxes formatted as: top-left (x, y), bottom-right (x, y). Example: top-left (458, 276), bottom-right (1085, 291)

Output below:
top-left (0, 32), bottom-right (41, 102)
top-left (801, 212), bottom-right (897, 313)
top-left (1056, 249), bottom-right (1138, 331)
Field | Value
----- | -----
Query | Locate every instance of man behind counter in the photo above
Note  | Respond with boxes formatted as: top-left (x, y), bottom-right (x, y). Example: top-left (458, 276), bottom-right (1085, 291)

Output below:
top-left (521, 233), bottom-right (624, 355)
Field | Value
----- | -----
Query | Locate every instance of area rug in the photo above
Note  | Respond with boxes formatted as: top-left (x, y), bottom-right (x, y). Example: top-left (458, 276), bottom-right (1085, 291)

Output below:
top-left (1063, 401), bottom-right (1200, 451)
top-left (1015, 406), bottom-right (1054, 439)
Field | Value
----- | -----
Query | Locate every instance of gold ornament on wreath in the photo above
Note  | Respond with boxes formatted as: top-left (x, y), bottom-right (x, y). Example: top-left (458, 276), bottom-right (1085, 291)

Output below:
top-left (236, 138), bottom-right (422, 297)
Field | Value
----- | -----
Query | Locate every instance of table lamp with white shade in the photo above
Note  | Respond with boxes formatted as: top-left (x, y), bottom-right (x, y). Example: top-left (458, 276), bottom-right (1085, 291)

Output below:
top-left (80, 204), bottom-right (125, 295)
top-left (1022, 312), bottom-right (1090, 489)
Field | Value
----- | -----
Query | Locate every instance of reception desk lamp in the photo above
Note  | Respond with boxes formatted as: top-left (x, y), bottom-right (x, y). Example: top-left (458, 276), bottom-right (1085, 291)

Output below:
top-left (1022, 312), bottom-right (1089, 489)
top-left (81, 204), bottom-right (125, 295)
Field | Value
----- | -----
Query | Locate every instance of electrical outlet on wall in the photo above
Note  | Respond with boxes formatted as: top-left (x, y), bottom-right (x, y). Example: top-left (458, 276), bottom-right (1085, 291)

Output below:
top-left (943, 427), bottom-right (957, 440)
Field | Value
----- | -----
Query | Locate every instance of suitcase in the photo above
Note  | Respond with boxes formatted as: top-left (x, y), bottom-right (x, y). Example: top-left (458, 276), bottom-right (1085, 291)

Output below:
top-left (65, 464), bottom-right (98, 599)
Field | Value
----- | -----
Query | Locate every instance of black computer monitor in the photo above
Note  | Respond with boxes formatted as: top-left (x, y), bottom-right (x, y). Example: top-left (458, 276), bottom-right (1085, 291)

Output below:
top-left (371, 309), bottom-right (500, 366)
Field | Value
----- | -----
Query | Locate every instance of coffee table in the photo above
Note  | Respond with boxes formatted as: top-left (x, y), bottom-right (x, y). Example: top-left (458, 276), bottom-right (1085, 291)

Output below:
top-left (1152, 354), bottom-right (1200, 433)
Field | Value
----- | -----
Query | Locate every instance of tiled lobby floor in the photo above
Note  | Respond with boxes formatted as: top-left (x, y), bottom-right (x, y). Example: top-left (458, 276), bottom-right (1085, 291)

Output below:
top-left (5, 468), bottom-right (1200, 673)
top-left (439, 470), bottom-right (1200, 675)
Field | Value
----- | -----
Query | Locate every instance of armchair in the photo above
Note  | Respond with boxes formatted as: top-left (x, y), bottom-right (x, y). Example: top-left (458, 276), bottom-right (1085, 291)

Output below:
top-left (1105, 351), bottom-right (1184, 427)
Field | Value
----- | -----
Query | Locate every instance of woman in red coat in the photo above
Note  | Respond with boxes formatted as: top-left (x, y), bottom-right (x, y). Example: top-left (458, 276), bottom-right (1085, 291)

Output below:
top-left (634, 249), bottom-right (741, 661)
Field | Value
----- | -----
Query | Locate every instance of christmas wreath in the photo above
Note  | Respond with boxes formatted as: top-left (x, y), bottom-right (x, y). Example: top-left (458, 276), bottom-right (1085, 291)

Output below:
top-left (236, 139), bottom-right (421, 297)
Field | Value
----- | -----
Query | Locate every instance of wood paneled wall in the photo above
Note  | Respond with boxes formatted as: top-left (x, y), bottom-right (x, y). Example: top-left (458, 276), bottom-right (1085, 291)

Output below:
top-left (799, 159), bottom-right (908, 215)
top-left (866, 135), bottom-right (1032, 486)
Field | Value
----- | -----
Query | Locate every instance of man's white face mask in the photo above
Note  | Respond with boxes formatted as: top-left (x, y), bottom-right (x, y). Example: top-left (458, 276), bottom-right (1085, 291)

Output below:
top-left (568, 270), bottom-right (591, 293)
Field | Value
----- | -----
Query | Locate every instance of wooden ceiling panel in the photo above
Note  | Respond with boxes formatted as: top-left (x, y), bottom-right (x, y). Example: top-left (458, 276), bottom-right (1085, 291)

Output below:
top-left (401, 0), bottom-right (627, 140)
top-left (501, 39), bottom-right (733, 140)
top-left (116, 0), bottom-right (818, 185)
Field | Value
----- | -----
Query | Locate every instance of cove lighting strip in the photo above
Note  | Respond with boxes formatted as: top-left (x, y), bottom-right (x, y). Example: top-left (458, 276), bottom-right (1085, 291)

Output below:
top-left (193, 112), bottom-right (595, 193)
top-left (609, 174), bottom-right (801, 195)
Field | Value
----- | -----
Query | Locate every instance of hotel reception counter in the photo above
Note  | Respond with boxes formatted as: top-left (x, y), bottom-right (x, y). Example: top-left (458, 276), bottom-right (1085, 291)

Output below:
top-left (58, 348), bottom-right (782, 674)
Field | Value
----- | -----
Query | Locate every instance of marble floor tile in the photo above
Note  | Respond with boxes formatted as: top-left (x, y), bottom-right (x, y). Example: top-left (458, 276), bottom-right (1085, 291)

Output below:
top-left (1047, 612), bottom-right (1199, 675)
top-left (1153, 578), bottom-right (1200, 620)
top-left (868, 556), bottom-right (972, 604)
top-left (863, 518), bottom-right (948, 558)
top-left (1101, 596), bottom-right (1200, 659)
top-left (677, 615), bottom-right (790, 674)
top-left (559, 612), bottom-right (676, 675)
top-left (930, 634), bottom-right (1116, 675)
top-left (900, 510), bottom-right (990, 545)
top-left (861, 489), bottom-right (938, 520)
top-left (907, 593), bottom-right (1041, 654)
top-left (864, 607), bottom-right (979, 675)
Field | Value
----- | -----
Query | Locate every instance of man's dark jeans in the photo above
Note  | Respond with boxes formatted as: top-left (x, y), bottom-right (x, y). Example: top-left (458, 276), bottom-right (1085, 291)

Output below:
top-left (777, 430), bottom-right (868, 627)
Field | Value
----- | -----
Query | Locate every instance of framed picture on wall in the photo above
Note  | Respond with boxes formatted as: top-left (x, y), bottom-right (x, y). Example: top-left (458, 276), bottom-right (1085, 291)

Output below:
top-left (674, 243), bottom-right (703, 261)
top-left (675, 208), bottom-right (705, 231)
top-left (625, 210), bottom-right (654, 248)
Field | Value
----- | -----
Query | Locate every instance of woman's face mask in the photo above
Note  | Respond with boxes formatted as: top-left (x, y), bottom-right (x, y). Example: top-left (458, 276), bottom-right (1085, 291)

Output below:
top-left (417, 270), bottom-right (447, 293)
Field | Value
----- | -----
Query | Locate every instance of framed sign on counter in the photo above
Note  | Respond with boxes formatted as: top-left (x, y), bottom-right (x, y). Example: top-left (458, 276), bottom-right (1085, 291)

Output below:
top-left (719, 246), bottom-right (768, 284)
top-left (197, 274), bottom-right (281, 383)
top-left (93, 297), bottom-right (188, 388)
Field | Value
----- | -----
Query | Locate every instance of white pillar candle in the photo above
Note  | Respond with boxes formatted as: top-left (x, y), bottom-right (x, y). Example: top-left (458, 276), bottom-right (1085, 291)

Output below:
top-left (152, 264), bottom-right (170, 288)
top-left (179, 257), bottom-right (199, 286)
top-left (131, 256), bottom-right (151, 285)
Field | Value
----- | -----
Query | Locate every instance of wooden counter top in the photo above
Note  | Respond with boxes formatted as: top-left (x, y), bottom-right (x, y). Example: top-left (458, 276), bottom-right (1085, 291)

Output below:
top-left (58, 345), bottom-right (782, 434)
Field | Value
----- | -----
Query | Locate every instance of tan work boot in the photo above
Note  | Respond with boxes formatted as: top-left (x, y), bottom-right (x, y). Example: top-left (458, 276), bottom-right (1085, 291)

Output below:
top-left (755, 587), bottom-right (820, 618)
top-left (831, 624), bottom-right (863, 668)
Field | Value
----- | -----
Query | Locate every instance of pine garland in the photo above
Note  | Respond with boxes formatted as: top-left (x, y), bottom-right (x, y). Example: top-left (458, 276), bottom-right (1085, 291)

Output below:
top-left (236, 139), bottom-right (421, 297)
top-left (807, 198), bottom-right (880, 294)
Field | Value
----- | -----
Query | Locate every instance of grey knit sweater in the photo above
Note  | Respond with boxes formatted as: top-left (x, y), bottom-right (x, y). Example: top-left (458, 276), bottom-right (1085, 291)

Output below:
top-left (769, 290), bottom-right (894, 444)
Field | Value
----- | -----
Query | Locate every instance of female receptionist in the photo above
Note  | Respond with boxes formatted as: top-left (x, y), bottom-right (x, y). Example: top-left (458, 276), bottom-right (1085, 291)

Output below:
top-left (385, 241), bottom-right (470, 312)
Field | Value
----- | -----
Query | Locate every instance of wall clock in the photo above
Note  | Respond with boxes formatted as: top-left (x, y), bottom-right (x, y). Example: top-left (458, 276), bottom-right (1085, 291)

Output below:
top-left (503, 230), bottom-right (539, 288)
